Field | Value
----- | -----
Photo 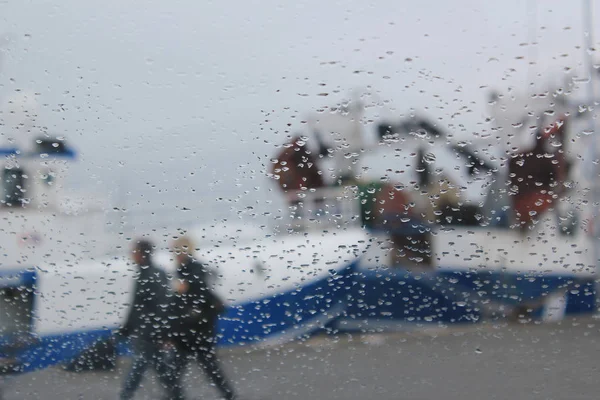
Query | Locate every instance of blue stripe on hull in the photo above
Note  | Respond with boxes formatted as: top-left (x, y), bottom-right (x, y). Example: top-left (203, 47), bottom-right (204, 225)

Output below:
top-left (3, 329), bottom-right (114, 374)
top-left (333, 266), bottom-right (596, 333)
top-left (0, 270), bottom-right (36, 289)
top-left (2, 261), bottom-right (358, 374)
top-left (3, 261), bottom-right (596, 374)
top-left (336, 268), bottom-right (482, 330)
top-left (437, 270), bottom-right (595, 312)
top-left (216, 261), bottom-right (356, 346)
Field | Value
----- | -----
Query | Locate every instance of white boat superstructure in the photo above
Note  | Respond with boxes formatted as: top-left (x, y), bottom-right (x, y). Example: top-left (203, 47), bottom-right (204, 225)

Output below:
top-left (0, 129), bottom-right (369, 374)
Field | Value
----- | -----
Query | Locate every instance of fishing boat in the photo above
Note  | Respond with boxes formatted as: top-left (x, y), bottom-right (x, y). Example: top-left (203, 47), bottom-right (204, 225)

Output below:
top-left (0, 130), bottom-right (368, 375)
top-left (275, 86), bottom-right (597, 334)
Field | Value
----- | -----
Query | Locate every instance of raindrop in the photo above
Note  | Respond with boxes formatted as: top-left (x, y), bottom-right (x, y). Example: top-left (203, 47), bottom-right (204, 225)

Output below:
top-left (423, 153), bottom-right (436, 164)
top-left (414, 129), bottom-right (428, 139)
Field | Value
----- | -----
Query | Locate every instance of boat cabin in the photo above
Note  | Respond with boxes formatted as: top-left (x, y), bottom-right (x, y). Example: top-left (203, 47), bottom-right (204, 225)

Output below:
top-left (0, 137), bottom-right (111, 347)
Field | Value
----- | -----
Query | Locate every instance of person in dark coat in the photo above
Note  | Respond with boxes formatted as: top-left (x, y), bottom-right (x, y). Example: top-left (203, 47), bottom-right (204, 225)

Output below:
top-left (118, 239), bottom-right (184, 400)
top-left (170, 236), bottom-right (237, 400)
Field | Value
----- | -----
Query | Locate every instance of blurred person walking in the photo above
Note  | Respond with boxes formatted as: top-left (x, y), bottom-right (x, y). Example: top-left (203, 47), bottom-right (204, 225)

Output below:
top-left (170, 236), bottom-right (237, 400)
top-left (118, 239), bottom-right (184, 400)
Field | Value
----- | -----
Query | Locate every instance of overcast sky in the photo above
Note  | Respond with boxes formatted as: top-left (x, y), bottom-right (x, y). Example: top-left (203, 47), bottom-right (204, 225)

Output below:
top-left (0, 0), bottom-right (598, 225)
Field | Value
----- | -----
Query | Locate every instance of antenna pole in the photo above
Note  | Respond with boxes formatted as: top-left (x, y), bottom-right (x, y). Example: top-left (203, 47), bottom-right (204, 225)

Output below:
top-left (582, 0), bottom-right (600, 307)
top-left (583, 0), bottom-right (596, 127)
top-left (526, 0), bottom-right (538, 90)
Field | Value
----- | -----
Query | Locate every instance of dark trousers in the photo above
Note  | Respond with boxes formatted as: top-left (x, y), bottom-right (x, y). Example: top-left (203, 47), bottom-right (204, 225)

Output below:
top-left (173, 321), bottom-right (236, 400)
top-left (120, 339), bottom-right (184, 400)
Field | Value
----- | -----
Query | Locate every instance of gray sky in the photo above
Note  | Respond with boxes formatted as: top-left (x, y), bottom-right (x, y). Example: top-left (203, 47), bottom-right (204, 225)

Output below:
top-left (0, 0), bottom-right (597, 225)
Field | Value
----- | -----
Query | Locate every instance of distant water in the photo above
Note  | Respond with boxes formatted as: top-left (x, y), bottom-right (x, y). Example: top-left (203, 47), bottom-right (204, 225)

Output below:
top-left (68, 162), bottom-right (287, 242)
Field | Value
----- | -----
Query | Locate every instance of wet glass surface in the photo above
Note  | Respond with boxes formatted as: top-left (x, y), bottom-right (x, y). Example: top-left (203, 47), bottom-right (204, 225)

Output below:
top-left (1, 1), bottom-right (600, 399)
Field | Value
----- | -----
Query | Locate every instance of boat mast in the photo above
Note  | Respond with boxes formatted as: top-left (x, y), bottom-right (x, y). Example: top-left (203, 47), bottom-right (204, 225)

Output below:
top-left (526, 0), bottom-right (538, 90)
top-left (581, 0), bottom-right (600, 296)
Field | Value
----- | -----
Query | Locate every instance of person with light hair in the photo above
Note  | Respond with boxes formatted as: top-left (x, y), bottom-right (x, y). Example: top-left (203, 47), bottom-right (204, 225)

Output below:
top-left (169, 235), bottom-right (236, 400)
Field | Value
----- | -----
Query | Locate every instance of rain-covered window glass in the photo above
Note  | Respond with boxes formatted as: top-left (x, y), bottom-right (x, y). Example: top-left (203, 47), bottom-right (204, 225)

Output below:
top-left (3, 1), bottom-right (600, 399)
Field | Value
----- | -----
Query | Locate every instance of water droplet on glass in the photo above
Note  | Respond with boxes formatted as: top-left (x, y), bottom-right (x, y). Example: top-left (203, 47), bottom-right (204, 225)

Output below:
top-left (423, 153), bottom-right (436, 164)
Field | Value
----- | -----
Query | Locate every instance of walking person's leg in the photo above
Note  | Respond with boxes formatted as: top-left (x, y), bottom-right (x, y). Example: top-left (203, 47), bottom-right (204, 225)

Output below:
top-left (194, 332), bottom-right (236, 400)
top-left (154, 343), bottom-right (187, 400)
top-left (120, 341), bottom-right (152, 400)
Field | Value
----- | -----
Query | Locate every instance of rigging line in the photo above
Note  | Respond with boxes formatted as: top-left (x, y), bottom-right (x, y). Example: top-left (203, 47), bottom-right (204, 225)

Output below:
top-left (526, 0), bottom-right (539, 93)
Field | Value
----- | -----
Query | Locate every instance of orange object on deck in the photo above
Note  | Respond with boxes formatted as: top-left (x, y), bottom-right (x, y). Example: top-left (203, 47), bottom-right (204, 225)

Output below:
top-left (513, 192), bottom-right (555, 230)
top-left (270, 136), bottom-right (324, 196)
top-left (509, 115), bottom-right (568, 231)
